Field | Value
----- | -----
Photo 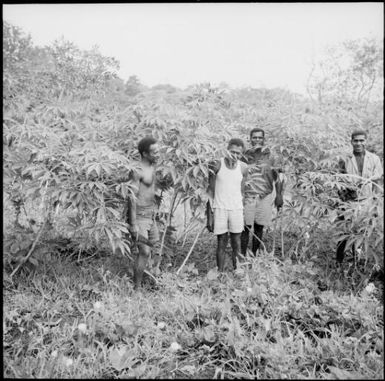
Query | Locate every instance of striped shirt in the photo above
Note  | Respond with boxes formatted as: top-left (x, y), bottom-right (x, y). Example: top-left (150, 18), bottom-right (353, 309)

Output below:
top-left (242, 147), bottom-right (278, 199)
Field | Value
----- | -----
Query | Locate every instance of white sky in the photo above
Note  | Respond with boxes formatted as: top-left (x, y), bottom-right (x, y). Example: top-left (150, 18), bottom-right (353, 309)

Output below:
top-left (3, 3), bottom-right (383, 94)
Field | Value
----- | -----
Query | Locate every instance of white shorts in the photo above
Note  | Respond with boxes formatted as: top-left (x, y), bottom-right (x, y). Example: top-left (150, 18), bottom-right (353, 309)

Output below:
top-left (244, 193), bottom-right (274, 226)
top-left (213, 208), bottom-right (244, 235)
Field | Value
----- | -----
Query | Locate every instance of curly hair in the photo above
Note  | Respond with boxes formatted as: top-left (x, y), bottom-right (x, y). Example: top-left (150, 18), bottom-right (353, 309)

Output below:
top-left (227, 138), bottom-right (245, 149)
top-left (138, 136), bottom-right (157, 157)
top-left (351, 130), bottom-right (367, 139)
top-left (249, 127), bottom-right (265, 138)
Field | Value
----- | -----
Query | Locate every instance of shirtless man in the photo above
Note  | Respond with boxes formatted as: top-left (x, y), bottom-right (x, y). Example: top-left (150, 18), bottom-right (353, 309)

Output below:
top-left (126, 136), bottom-right (160, 289)
top-left (207, 138), bottom-right (248, 272)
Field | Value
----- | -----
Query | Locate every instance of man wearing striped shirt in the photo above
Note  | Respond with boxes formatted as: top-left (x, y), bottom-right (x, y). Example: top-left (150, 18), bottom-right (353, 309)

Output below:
top-left (241, 128), bottom-right (283, 255)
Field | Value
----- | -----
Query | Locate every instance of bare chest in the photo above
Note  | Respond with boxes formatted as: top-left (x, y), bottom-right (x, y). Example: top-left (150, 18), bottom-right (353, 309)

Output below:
top-left (355, 155), bottom-right (365, 176)
top-left (140, 167), bottom-right (155, 187)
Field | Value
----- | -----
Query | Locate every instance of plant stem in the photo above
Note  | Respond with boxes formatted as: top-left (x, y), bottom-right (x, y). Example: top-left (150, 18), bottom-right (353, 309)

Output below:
top-left (176, 215), bottom-right (199, 245)
top-left (280, 210), bottom-right (285, 258)
top-left (184, 201), bottom-right (187, 230)
top-left (158, 190), bottom-right (178, 258)
top-left (10, 219), bottom-right (47, 278)
top-left (176, 225), bottom-right (205, 275)
top-left (272, 213), bottom-right (278, 254)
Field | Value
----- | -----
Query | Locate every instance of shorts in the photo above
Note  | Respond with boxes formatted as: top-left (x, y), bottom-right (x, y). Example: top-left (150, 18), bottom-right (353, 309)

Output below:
top-left (136, 205), bottom-right (159, 246)
top-left (214, 208), bottom-right (244, 235)
top-left (137, 217), bottom-right (159, 246)
top-left (244, 193), bottom-right (273, 226)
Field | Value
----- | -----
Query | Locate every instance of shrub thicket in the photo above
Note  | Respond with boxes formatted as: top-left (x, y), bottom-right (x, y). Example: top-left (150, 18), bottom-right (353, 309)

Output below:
top-left (3, 21), bottom-right (383, 379)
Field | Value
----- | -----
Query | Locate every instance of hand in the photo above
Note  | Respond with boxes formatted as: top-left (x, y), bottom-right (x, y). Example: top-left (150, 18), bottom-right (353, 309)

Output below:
top-left (207, 218), bottom-right (214, 233)
top-left (275, 194), bottom-right (283, 210)
top-left (206, 201), bottom-right (214, 233)
top-left (129, 224), bottom-right (139, 240)
top-left (154, 194), bottom-right (162, 207)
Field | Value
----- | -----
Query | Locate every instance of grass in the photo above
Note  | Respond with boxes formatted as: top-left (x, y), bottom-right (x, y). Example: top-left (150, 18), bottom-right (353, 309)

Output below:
top-left (3, 229), bottom-right (384, 379)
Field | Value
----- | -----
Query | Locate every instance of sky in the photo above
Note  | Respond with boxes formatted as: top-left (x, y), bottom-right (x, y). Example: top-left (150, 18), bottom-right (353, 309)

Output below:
top-left (3, 3), bottom-right (384, 94)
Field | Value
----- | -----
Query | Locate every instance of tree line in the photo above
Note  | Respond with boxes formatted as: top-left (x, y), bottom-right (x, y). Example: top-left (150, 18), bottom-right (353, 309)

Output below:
top-left (3, 21), bottom-right (383, 278)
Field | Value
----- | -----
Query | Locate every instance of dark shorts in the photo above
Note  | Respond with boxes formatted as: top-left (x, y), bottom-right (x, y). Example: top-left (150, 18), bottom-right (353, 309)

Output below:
top-left (136, 206), bottom-right (159, 245)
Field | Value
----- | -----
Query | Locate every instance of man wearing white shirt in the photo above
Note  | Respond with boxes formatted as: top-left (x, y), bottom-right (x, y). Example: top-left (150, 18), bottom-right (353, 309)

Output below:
top-left (206, 138), bottom-right (248, 272)
top-left (336, 130), bottom-right (383, 263)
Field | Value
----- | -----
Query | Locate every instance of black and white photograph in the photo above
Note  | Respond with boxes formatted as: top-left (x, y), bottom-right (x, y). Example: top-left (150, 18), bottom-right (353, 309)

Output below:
top-left (3, 2), bottom-right (383, 378)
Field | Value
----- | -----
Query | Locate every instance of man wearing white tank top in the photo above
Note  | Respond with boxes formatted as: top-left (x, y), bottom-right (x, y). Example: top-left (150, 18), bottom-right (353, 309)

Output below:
top-left (207, 138), bottom-right (248, 272)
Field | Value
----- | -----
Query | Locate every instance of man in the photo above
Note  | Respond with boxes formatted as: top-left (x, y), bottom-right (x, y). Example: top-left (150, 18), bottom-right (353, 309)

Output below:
top-left (336, 130), bottom-right (383, 263)
top-left (241, 128), bottom-right (283, 255)
top-left (207, 138), bottom-right (248, 272)
top-left (126, 136), bottom-right (160, 289)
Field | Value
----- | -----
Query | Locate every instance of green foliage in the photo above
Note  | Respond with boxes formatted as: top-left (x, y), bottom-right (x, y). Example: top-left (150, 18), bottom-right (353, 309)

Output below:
top-left (3, 21), bottom-right (383, 276)
top-left (283, 171), bottom-right (383, 272)
top-left (3, 21), bottom-right (119, 115)
top-left (307, 37), bottom-right (383, 106)
top-left (2, 23), bottom-right (384, 378)
top-left (49, 38), bottom-right (120, 99)
top-left (125, 75), bottom-right (147, 97)
top-left (3, 20), bottom-right (33, 72)
top-left (3, 251), bottom-right (383, 378)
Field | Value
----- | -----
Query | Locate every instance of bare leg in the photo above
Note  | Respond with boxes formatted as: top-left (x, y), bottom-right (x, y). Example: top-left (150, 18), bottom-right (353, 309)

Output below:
top-left (216, 233), bottom-right (228, 272)
top-left (336, 213), bottom-right (345, 264)
top-left (252, 223), bottom-right (264, 255)
top-left (352, 243), bottom-right (357, 264)
top-left (336, 239), bottom-right (347, 264)
top-left (241, 225), bottom-right (251, 255)
top-left (133, 244), bottom-right (150, 289)
top-left (230, 232), bottom-right (241, 270)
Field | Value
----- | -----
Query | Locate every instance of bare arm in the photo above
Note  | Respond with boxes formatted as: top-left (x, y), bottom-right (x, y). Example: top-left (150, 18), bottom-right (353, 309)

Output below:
top-left (240, 162), bottom-right (248, 199)
top-left (126, 169), bottom-right (141, 231)
top-left (271, 155), bottom-right (284, 209)
top-left (274, 174), bottom-right (283, 195)
top-left (207, 160), bottom-right (220, 206)
top-left (206, 160), bottom-right (220, 232)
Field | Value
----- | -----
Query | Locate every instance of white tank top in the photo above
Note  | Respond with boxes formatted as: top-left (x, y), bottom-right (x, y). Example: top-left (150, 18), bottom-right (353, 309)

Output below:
top-left (213, 158), bottom-right (243, 210)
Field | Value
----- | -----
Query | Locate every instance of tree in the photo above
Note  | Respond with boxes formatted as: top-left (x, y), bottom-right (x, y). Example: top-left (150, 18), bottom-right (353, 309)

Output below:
top-left (47, 38), bottom-right (120, 100)
top-left (3, 22), bottom-right (383, 278)
top-left (125, 75), bottom-right (146, 97)
top-left (3, 21), bottom-right (35, 108)
top-left (307, 37), bottom-right (383, 109)
top-left (3, 20), bottom-right (34, 71)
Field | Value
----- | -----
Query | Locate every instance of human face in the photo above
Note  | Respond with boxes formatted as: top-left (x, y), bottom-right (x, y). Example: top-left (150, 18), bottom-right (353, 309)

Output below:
top-left (145, 143), bottom-right (160, 164)
top-left (227, 144), bottom-right (243, 163)
top-left (351, 134), bottom-right (366, 154)
top-left (250, 131), bottom-right (265, 148)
